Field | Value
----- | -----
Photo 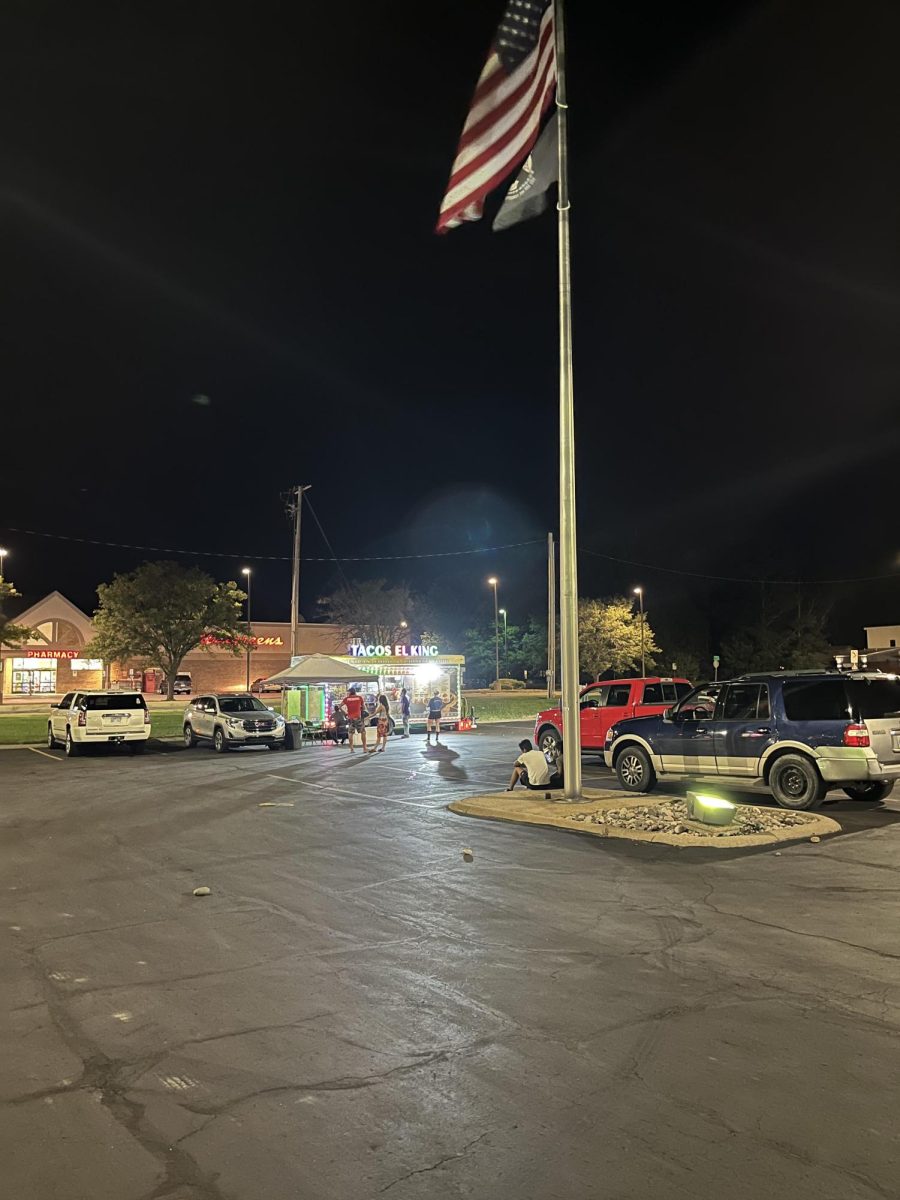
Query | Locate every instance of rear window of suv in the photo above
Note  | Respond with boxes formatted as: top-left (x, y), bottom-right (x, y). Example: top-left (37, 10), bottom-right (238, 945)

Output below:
top-left (845, 678), bottom-right (900, 719)
top-left (782, 679), bottom-right (850, 721)
top-left (83, 694), bottom-right (146, 710)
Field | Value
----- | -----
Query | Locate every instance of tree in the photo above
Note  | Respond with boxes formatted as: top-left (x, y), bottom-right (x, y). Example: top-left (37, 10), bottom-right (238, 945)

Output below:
top-left (87, 562), bottom-right (247, 700)
top-left (0, 578), bottom-right (33, 652)
top-left (462, 623), bottom-right (499, 688)
top-left (721, 595), bottom-right (832, 675)
top-left (319, 580), bottom-right (419, 647)
top-left (578, 596), bottom-right (660, 680)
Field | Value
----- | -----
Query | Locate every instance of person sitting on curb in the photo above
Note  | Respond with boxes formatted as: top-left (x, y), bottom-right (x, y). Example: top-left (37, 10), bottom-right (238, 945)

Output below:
top-left (507, 739), bottom-right (563, 792)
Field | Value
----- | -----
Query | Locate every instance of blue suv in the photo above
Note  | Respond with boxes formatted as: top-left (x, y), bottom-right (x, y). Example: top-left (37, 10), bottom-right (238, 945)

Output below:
top-left (604, 672), bottom-right (900, 810)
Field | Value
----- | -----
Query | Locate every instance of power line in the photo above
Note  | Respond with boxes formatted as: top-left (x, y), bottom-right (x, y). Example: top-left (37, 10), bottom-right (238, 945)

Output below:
top-left (4, 525), bottom-right (543, 563)
top-left (302, 494), bottom-right (352, 590)
top-left (5, 524), bottom-right (897, 586)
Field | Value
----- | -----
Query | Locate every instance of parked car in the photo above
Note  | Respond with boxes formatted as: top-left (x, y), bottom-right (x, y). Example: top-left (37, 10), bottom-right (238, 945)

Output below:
top-left (250, 677), bottom-right (283, 695)
top-left (604, 671), bottom-right (900, 810)
top-left (533, 677), bottom-right (693, 756)
top-left (182, 694), bottom-right (287, 752)
top-left (160, 672), bottom-right (193, 696)
top-left (48, 691), bottom-right (151, 757)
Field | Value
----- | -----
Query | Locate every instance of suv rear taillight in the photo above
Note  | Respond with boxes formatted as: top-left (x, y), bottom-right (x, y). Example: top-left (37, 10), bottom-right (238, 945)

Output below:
top-left (843, 723), bottom-right (870, 748)
top-left (144, 708), bottom-right (151, 724)
top-left (77, 710), bottom-right (87, 727)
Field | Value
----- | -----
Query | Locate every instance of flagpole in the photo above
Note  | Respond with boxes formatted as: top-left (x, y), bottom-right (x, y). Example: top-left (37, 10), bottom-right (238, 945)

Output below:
top-left (553, 0), bottom-right (581, 799)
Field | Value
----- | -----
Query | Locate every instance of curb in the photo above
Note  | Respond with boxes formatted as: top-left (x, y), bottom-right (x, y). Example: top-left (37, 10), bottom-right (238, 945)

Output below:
top-left (448, 791), bottom-right (841, 849)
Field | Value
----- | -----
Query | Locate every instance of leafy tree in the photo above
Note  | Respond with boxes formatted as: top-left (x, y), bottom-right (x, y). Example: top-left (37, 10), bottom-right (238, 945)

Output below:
top-left (721, 595), bottom-right (832, 675)
top-left (463, 622), bottom-right (500, 688)
top-left (87, 562), bottom-right (247, 700)
top-left (319, 580), bottom-right (413, 647)
top-left (578, 596), bottom-right (660, 680)
top-left (665, 647), bottom-right (703, 683)
top-left (0, 578), bottom-right (33, 652)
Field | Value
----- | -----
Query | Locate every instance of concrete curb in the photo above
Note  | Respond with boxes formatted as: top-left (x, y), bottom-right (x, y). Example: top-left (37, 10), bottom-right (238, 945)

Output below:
top-left (448, 790), bottom-right (841, 848)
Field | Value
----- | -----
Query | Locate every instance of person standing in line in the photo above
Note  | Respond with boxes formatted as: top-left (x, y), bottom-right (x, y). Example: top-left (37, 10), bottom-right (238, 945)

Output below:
top-left (425, 690), bottom-right (445, 746)
top-left (399, 687), bottom-right (411, 738)
top-left (374, 693), bottom-right (391, 753)
top-left (340, 686), bottom-right (368, 753)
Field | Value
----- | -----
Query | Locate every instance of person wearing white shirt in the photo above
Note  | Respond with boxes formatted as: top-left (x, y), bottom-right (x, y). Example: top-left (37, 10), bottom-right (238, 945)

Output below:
top-left (507, 739), bottom-right (562, 792)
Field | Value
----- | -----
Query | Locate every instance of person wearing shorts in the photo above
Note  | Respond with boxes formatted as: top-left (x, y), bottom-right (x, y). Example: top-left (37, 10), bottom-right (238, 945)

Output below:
top-left (507, 739), bottom-right (562, 792)
top-left (340, 687), bottom-right (368, 753)
top-left (425, 691), bottom-right (445, 745)
top-left (374, 693), bottom-right (391, 753)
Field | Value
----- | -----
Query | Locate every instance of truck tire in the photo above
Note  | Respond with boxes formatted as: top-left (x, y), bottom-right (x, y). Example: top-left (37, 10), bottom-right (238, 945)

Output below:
top-left (615, 745), bottom-right (656, 793)
top-left (843, 781), bottom-right (894, 802)
top-left (538, 727), bottom-right (562, 756)
top-left (769, 754), bottom-right (825, 810)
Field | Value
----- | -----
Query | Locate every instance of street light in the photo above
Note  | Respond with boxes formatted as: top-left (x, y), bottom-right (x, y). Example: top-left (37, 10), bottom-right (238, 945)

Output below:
top-left (241, 568), bottom-right (252, 692)
top-left (487, 577), bottom-right (500, 689)
top-left (498, 608), bottom-right (508, 675)
top-left (633, 586), bottom-right (645, 678)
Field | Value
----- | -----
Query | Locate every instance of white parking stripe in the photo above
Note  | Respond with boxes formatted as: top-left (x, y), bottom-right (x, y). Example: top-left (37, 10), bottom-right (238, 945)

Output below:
top-left (263, 774), bottom-right (447, 809)
top-left (27, 747), bottom-right (62, 762)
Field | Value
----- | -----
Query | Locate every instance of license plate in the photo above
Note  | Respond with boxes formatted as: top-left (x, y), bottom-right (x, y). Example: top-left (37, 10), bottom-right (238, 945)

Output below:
top-left (104, 714), bottom-right (126, 723)
top-left (892, 733), bottom-right (900, 753)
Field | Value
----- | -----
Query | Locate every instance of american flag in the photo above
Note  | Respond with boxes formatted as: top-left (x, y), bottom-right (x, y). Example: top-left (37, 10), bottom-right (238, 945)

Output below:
top-left (436, 1), bottom-right (556, 234)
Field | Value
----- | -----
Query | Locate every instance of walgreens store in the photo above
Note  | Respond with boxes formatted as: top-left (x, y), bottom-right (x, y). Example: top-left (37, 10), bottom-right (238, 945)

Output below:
top-left (0, 592), bottom-right (104, 698)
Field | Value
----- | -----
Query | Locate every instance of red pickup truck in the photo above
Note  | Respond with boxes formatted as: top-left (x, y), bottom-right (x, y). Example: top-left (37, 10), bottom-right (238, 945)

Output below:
top-left (533, 677), bottom-right (693, 755)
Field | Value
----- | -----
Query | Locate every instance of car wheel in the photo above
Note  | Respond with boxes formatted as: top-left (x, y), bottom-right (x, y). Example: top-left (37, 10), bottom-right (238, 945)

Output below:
top-left (64, 729), bottom-right (79, 758)
top-left (47, 724), bottom-right (57, 750)
top-left (538, 727), bottom-right (562, 756)
top-left (615, 745), bottom-right (656, 792)
top-left (769, 754), bottom-right (825, 810)
top-left (213, 727), bottom-right (228, 753)
top-left (843, 781), bottom-right (894, 802)
top-left (183, 724), bottom-right (198, 748)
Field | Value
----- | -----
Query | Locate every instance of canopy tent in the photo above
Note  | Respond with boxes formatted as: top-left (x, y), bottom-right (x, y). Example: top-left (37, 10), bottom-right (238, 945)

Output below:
top-left (263, 654), bottom-right (373, 687)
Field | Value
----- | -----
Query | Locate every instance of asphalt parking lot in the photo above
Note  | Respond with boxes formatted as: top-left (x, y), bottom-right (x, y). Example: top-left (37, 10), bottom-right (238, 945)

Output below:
top-left (3, 723), bottom-right (900, 1199)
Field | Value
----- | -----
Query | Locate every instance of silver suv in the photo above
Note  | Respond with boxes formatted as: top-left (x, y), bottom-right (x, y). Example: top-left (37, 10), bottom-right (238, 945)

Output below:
top-left (183, 694), bottom-right (286, 752)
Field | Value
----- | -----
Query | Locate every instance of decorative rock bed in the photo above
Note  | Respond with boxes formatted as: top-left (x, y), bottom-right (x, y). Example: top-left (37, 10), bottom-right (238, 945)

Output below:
top-left (566, 799), bottom-right (816, 838)
top-left (447, 788), bottom-right (841, 848)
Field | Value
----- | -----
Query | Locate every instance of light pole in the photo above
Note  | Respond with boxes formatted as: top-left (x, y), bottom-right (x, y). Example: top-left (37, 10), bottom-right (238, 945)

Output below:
top-left (242, 568), bottom-right (252, 692)
top-left (633, 586), bottom-right (645, 678)
top-left (487, 577), bottom-right (500, 689)
top-left (0, 548), bottom-right (7, 707)
top-left (498, 608), bottom-right (508, 675)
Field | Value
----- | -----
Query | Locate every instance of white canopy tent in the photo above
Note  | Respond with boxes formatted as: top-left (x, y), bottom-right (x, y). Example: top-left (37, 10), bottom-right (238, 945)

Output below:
top-left (263, 654), bottom-right (373, 687)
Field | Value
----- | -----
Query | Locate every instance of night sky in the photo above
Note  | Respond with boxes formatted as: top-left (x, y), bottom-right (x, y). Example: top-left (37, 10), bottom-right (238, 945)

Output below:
top-left (2, 1), bottom-right (897, 651)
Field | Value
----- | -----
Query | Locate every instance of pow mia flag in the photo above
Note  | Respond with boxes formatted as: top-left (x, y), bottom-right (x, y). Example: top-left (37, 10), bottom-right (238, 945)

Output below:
top-left (492, 113), bottom-right (558, 232)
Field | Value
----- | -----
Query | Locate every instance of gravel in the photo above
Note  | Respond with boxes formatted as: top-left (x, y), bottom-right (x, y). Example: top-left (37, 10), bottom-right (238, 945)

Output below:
top-left (566, 799), bottom-right (815, 838)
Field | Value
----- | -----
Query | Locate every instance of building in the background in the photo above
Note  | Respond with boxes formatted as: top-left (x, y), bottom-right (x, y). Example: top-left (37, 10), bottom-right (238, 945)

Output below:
top-left (0, 593), bottom-right (465, 705)
top-left (0, 592), bottom-right (103, 697)
top-left (863, 624), bottom-right (900, 674)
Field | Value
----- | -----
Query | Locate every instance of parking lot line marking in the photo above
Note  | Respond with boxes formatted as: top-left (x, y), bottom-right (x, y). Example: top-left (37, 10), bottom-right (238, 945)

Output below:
top-left (27, 747), bottom-right (62, 762)
top-left (263, 774), bottom-right (446, 809)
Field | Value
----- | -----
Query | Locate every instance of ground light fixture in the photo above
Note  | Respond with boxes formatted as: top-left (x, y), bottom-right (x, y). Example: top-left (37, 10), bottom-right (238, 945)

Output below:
top-left (686, 791), bottom-right (737, 827)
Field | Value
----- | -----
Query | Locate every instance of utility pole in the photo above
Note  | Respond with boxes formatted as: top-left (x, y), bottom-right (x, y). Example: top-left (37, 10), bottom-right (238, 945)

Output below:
top-left (289, 485), bottom-right (312, 659)
top-left (547, 533), bottom-right (556, 699)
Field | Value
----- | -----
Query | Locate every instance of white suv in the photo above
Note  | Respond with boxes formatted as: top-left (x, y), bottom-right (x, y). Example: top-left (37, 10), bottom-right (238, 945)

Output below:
top-left (48, 691), bottom-right (151, 757)
top-left (183, 694), bottom-right (286, 752)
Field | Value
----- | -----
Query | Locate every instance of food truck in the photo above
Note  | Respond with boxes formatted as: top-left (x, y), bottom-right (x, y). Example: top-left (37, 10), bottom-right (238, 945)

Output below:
top-left (336, 642), bottom-right (464, 729)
